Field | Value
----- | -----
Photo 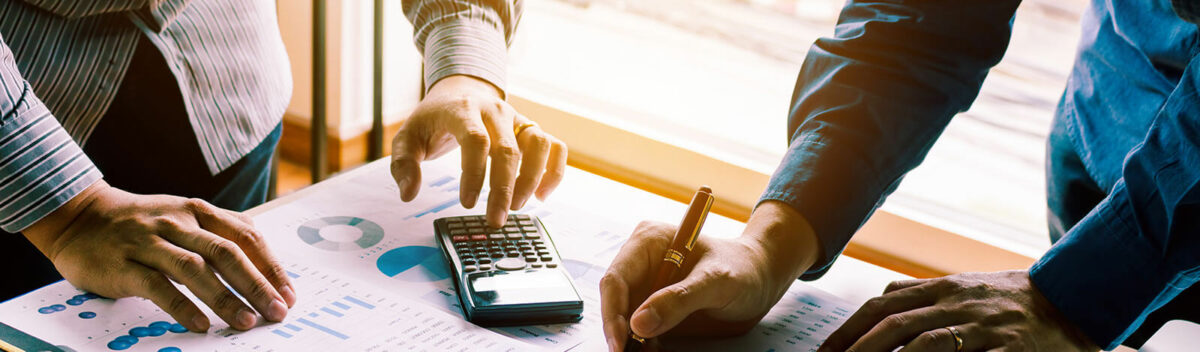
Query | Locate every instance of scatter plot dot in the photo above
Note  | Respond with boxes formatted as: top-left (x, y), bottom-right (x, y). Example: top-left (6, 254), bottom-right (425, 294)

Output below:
top-left (78, 311), bottom-right (96, 319)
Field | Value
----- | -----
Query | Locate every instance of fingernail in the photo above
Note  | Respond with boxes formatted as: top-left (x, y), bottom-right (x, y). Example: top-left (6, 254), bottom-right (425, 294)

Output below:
top-left (397, 178), bottom-right (410, 198)
top-left (631, 309), bottom-right (660, 336)
top-left (280, 285), bottom-right (297, 307)
top-left (267, 299), bottom-right (288, 322)
top-left (192, 315), bottom-right (210, 332)
top-left (463, 191), bottom-right (479, 208)
top-left (237, 308), bottom-right (257, 329)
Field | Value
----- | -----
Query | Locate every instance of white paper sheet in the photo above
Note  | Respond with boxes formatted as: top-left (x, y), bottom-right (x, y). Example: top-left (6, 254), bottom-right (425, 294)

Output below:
top-left (0, 153), bottom-right (857, 352)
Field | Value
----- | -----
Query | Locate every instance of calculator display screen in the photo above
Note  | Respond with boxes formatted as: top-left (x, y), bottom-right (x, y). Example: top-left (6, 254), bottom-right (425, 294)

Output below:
top-left (468, 270), bottom-right (578, 307)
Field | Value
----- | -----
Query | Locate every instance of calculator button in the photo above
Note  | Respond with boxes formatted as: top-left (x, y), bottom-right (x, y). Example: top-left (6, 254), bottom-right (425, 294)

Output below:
top-left (448, 222), bottom-right (465, 229)
top-left (508, 214), bottom-right (520, 221)
top-left (524, 256), bottom-right (537, 263)
top-left (491, 253), bottom-right (504, 259)
top-left (466, 221), bottom-right (483, 228)
top-left (517, 219), bottom-right (533, 225)
top-left (537, 250), bottom-right (550, 256)
top-left (540, 255), bottom-right (553, 262)
top-left (534, 244), bottom-right (547, 250)
top-left (488, 233), bottom-right (505, 240)
top-left (515, 214), bottom-right (531, 221)
top-left (478, 258), bottom-right (493, 265)
top-left (462, 259), bottom-right (477, 266)
top-left (463, 265), bottom-right (477, 273)
top-left (451, 235), bottom-right (469, 243)
top-left (479, 264), bottom-right (492, 271)
top-left (450, 229), bottom-right (467, 236)
top-left (523, 232), bottom-right (541, 239)
top-left (522, 251), bottom-right (535, 257)
top-left (505, 232), bottom-right (523, 240)
top-left (470, 234), bottom-right (487, 242)
top-left (531, 263), bottom-right (543, 268)
top-left (545, 263), bottom-right (558, 268)
top-left (531, 240), bottom-right (545, 245)
top-left (506, 251), bottom-right (521, 257)
top-left (521, 225), bottom-right (537, 232)
top-left (503, 225), bottom-right (520, 232)
top-left (495, 258), bottom-right (527, 271)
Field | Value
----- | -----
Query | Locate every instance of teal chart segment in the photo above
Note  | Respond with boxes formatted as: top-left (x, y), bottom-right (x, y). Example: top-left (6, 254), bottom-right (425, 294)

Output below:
top-left (376, 246), bottom-right (451, 282)
top-left (297, 216), bottom-right (384, 251)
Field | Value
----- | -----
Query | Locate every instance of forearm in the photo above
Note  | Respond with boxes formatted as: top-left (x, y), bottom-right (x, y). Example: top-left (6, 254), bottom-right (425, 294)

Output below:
top-left (740, 201), bottom-right (820, 290)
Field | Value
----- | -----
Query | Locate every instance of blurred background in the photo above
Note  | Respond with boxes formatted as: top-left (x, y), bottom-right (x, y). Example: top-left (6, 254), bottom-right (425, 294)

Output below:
top-left (275, 0), bottom-right (1087, 259)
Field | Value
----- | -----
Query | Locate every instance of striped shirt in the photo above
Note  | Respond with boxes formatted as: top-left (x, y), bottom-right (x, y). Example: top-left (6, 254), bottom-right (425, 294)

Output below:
top-left (0, 0), bottom-right (519, 233)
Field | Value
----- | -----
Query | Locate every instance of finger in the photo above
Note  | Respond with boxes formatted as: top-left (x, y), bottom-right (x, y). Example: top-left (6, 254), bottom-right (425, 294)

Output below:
top-left (818, 285), bottom-right (938, 352)
top-left (390, 123), bottom-right (427, 202)
top-left (184, 201), bottom-right (292, 318)
top-left (131, 239), bottom-right (260, 331)
top-left (213, 208), bottom-right (297, 307)
top-left (482, 104), bottom-right (520, 227)
top-left (845, 305), bottom-right (967, 352)
top-left (883, 279), bottom-right (927, 294)
top-left (123, 262), bottom-right (210, 332)
top-left (535, 136), bottom-right (567, 201)
top-left (897, 324), bottom-right (982, 352)
top-left (444, 108), bottom-right (490, 209)
top-left (601, 222), bottom-right (675, 351)
top-left (511, 116), bottom-right (550, 210)
top-left (628, 269), bottom-right (736, 338)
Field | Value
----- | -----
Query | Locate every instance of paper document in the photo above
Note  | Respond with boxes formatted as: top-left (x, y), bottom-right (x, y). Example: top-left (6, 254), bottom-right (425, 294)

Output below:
top-left (0, 154), bottom-right (856, 351)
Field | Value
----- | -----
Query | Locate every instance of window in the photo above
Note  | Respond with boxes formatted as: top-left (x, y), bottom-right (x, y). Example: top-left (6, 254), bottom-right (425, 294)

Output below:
top-left (508, 0), bottom-right (1087, 257)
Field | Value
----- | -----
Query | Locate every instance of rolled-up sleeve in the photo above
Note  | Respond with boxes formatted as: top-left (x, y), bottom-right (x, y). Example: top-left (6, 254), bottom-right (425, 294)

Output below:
top-left (1029, 60), bottom-right (1200, 349)
top-left (758, 0), bottom-right (1021, 280)
top-left (0, 35), bottom-right (102, 233)
top-left (402, 0), bottom-right (522, 95)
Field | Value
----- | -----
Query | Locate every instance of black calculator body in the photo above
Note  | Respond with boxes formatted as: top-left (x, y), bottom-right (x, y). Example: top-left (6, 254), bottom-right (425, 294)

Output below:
top-left (434, 214), bottom-right (584, 326)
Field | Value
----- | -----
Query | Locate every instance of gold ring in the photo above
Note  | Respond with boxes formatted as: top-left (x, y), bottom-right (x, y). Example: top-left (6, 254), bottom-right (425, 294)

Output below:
top-left (514, 122), bottom-right (538, 137)
top-left (946, 326), bottom-right (963, 352)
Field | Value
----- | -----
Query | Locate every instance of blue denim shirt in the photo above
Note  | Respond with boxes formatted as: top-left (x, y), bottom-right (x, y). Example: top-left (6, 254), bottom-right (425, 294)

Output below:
top-left (761, 0), bottom-right (1200, 348)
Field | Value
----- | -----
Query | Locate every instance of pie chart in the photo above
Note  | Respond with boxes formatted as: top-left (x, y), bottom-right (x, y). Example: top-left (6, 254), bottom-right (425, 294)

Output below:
top-left (297, 216), bottom-right (384, 251)
top-left (376, 246), bottom-right (451, 282)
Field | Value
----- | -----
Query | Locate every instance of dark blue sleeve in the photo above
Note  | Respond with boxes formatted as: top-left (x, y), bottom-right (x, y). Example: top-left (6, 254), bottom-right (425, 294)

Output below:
top-left (1028, 61), bottom-right (1200, 349)
top-left (759, 0), bottom-right (1022, 280)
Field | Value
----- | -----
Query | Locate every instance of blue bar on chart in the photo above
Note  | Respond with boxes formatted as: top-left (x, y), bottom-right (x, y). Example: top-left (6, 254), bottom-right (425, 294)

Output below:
top-left (430, 176), bottom-right (455, 187)
top-left (272, 329), bottom-right (294, 338)
top-left (286, 271), bottom-right (300, 279)
top-left (285, 324), bottom-right (302, 331)
top-left (320, 307), bottom-right (344, 317)
top-left (331, 301), bottom-right (351, 310)
top-left (407, 198), bottom-right (459, 219)
top-left (343, 296), bottom-right (376, 309)
top-left (297, 318), bottom-right (349, 340)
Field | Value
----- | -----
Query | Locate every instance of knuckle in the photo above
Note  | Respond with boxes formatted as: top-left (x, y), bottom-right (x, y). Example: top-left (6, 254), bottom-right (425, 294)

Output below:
top-left (209, 240), bottom-right (243, 263)
top-left (213, 291), bottom-right (245, 311)
top-left (166, 295), bottom-right (193, 315)
top-left (174, 253), bottom-right (208, 280)
top-left (463, 130), bottom-right (491, 150)
top-left (186, 198), bottom-right (213, 213)
top-left (861, 296), bottom-right (887, 314)
top-left (878, 314), bottom-right (908, 330)
top-left (493, 143), bottom-right (521, 160)
top-left (600, 271), bottom-right (627, 292)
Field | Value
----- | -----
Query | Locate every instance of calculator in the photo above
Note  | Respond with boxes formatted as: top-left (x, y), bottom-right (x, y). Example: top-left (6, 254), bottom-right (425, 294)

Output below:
top-left (434, 214), bottom-right (584, 326)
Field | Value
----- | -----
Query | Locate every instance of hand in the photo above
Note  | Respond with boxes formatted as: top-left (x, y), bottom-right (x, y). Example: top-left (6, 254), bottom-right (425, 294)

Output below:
top-left (390, 75), bottom-right (568, 228)
top-left (23, 181), bottom-right (296, 332)
top-left (600, 201), bottom-right (820, 351)
top-left (818, 271), bottom-right (1098, 352)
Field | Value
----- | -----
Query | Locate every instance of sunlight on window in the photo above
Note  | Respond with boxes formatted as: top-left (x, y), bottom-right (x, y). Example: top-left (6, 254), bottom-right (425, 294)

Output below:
top-left (509, 0), bottom-right (1088, 256)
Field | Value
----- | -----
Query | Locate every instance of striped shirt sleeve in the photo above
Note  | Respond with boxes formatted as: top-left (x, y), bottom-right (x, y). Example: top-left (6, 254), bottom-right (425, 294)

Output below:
top-left (403, 0), bottom-right (523, 95)
top-left (0, 35), bottom-right (103, 233)
top-left (20, 0), bottom-right (159, 19)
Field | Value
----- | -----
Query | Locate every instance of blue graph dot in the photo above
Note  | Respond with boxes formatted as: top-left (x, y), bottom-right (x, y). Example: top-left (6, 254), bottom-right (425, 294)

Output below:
top-left (149, 321), bottom-right (172, 330)
top-left (83, 292), bottom-right (101, 299)
top-left (376, 246), bottom-right (451, 281)
top-left (78, 311), bottom-right (97, 319)
top-left (50, 304), bottom-right (66, 311)
top-left (66, 299), bottom-right (84, 306)
top-left (158, 347), bottom-right (182, 352)
top-left (72, 294), bottom-right (91, 301)
top-left (130, 327), bottom-right (152, 337)
top-left (106, 340), bottom-right (132, 350)
top-left (114, 335), bottom-right (138, 345)
top-left (37, 306), bottom-right (56, 314)
top-left (148, 327), bottom-right (167, 336)
top-left (168, 323), bottom-right (188, 333)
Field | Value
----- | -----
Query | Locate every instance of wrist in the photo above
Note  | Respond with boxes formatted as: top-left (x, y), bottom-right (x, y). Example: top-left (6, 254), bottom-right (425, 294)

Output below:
top-left (22, 180), bottom-right (110, 260)
top-left (427, 74), bottom-right (503, 100)
top-left (738, 200), bottom-right (820, 290)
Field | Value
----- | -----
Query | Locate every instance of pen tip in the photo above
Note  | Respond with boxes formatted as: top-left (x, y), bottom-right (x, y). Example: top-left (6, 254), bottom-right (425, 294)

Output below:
top-left (699, 185), bottom-right (712, 194)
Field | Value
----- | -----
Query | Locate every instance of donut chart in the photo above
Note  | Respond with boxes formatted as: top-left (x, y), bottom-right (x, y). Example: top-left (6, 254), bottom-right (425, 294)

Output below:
top-left (297, 216), bottom-right (384, 251)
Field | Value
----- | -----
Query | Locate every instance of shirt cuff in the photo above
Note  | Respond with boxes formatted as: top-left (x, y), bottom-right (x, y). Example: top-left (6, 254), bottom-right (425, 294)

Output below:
top-left (0, 91), bottom-right (103, 233)
top-left (1029, 184), bottom-right (1196, 350)
top-left (421, 17), bottom-right (509, 97)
